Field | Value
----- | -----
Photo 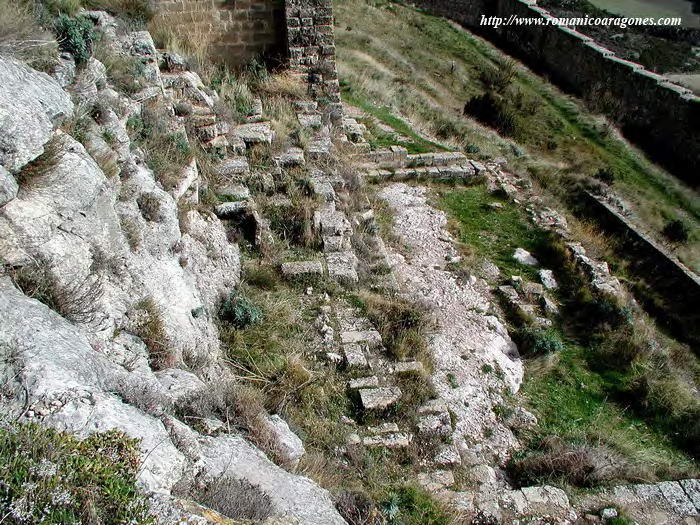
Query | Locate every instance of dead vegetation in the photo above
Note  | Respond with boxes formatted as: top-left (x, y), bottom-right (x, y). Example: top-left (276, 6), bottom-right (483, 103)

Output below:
top-left (9, 261), bottom-right (103, 324)
top-left (131, 297), bottom-right (171, 369)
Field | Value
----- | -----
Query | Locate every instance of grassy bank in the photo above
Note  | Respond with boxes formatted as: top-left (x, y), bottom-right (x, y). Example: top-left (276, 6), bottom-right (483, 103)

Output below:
top-left (334, 0), bottom-right (699, 274)
top-left (438, 183), bottom-right (699, 486)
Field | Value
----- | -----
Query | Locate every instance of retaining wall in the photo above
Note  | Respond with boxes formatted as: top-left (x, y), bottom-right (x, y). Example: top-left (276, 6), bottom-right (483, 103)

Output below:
top-left (583, 192), bottom-right (700, 347)
top-left (409, 0), bottom-right (700, 186)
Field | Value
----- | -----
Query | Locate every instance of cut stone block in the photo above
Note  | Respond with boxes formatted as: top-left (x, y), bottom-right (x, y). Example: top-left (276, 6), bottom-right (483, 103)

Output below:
top-left (343, 344), bottom-right (368, 369)
top-left (217, 183), bottom-right (250, 201)
top-left (327, 251), bottom-right (359, 285)
top-left (348, 376), bottom-right (379, 390)
top-left (680, 479), bottom-right (700, 511)
top-left (658, 481), bottom-right (697, 515)
top-left (367, 423), bottom-right (399, 434)
top-left (214, 201), bottom-right (249, 218)
top-left (418, 399), bottom-right (449, 415)
top-left (417, 413), bottom-right (452, 437)
top-left (298, 112), bottom-right (322, 128)
top-left (234, 122), bottom-right (274, 145)
top-left (539, 269), bottom-right (558, 289)
top-left (340, 330), bottom-right (382, 348)
top-left (393, 361), bottom-right (424, 375)
top-left (280, 261), bottom-right (324, 280)
top-left (277, 147), bottom-right (305, 167)
top-left (417, 470), bottom-right (455, 492)
top-left (434, 445), bottom-right (461, 467)
top-left (216, 156), bottom-right (250, 178)
top-left (359, 387), bottom-right (402, 410)
top-left (363, 433), bottom-right (412, 448)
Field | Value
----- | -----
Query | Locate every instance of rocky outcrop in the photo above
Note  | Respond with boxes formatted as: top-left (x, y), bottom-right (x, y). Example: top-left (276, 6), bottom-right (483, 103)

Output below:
top-left (0, 57), bottom-right (73, 172)
top-left (0, 14), bottom-right (347, 524)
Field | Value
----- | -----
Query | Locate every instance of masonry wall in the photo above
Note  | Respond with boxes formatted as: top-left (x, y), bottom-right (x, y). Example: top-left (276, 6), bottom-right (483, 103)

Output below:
top-left (285, 0), bottom-right (343, 120)
top-left (582, 192), bottom-right (700, 347)
top-left (409, 0), bottom-right (700, 187)
top-left (152, 0), bottom-right (285, 68)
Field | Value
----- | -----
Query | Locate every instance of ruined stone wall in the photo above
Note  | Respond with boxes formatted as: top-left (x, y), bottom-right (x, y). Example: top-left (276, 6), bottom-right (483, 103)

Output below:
top-left (285, 0), bottom-right (343, 121)
top-left (152, 0), bottom-right (285, 68)
top-left (408, 0), bottom-right (700, 187)
top-left (583, 192), bottom-right (700, 347)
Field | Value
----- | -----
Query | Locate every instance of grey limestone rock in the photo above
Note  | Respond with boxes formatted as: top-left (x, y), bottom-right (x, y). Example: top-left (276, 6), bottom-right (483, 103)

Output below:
top-left (0, 57), bottom-right (73, 172)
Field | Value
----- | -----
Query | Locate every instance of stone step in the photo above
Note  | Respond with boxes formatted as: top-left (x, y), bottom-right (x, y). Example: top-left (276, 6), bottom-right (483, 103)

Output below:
top-left (233, 122), bottom-right (274, 145)
top-left (406, 152), bottom-right (468, 167)
top-left (417, 470), bottom-right (456, 493)
top-left (307, 136), bottom-right (333, 161)
top-left (367, 165), bottom-right (475, 181)
top-left (347, 376), bottom-right (379, 390)
top-left (434, 444), bottom-right (462, 467)
top-left (202, 135), bottom-right (229, 153)
top-left (362, 432), bottom-right (413, 449)
top-left (214, 201), bottom-right (250, 219)
top-left (343, 117), bottom-right (366, 142)
top-left (343, 343), bottom-right (369, 370)
top-left (216, 156), bottom-right (250, 178)
top-left (392, 361), bottom-right (425, 375)
top-left (276, 147), bottom-right (305, 168)
top-left (280, 261), bottom-right (324, 281)
top-left (359, 387), bottom-right (402, 410)
top-left (340, 330), bottom-right (382, 349)
top-left (326, 251), bottom-right (359, 285)
top-left (417, 399), bottom-right (452, 438)
top-left (298, 112), bottom-right (322, 128)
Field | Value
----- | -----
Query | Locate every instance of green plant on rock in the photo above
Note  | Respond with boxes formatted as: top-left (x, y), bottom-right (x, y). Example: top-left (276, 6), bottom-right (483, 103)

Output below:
top-left (54, 14), bottom-right (94, 64)
top-left (0, 422), bottom-right (152, 525)
top-left (517, 326), bottom-right (565, 355)
top-left (219, 292), bottom-right (262, 329)
top-left (381, 485), bottom-right (453, 525)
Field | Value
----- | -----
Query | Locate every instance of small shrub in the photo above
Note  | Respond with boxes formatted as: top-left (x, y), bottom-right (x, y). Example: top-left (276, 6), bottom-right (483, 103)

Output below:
top-left (480, 58), bottom-right (517, 93)
top-left (594, 167), bottom-right (616, 185)
top-left (464, 91), bottom-right (520, 137)
top-left (517, 326), bottom-right (564, 355)
top-left (244, 263), bottom-right (280, 291)
top-left (219, 292), bottom-right (262, 329)
top-left (54, 14), bottom-right (94, 64)
top-left (196, 478), bottom-right (272, 521)
top-left (465, 144), bottom-right (480, 154)
top-left (120, 215), bottom-right (142, 251)
top-left (14, 135), bottom-right (64, 187)
top-left (662, 218), bottom-right (690, 245)
top-left (508, 440), bottom-right (629, 487)
top-left (0, 422), bottom-right (152, 525)
top-left (128, 105), bottom-right (193, 189)
top-left (42, 0), bottom-right (83, 16)
top-left (336, 490), bottom-right (382, 525)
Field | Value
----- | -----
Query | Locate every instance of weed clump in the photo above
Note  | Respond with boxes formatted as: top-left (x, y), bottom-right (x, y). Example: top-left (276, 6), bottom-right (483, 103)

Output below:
top-left (662, 218), bottom-right (690, 245)
top-left (219, 292), bottom-right (262, 329)
top-left (517, 326), bottom-right (564, 355)
top-left (0, 422), bottom-right (152, 525)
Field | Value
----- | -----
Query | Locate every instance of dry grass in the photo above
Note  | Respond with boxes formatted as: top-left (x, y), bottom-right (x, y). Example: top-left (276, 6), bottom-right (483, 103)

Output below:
top-left (355, 292), bottom-right (432, 364)
top-left (0, 0), bottom-right (57, 68)
top-left (131, 297), bottom-right (171, 369)
top-left (10, 261), bottom-right (103, 324)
